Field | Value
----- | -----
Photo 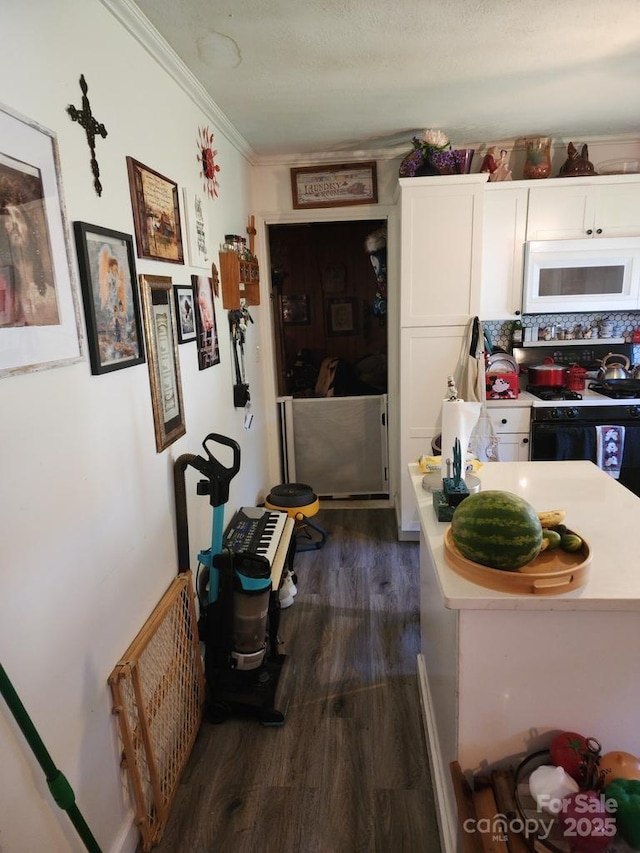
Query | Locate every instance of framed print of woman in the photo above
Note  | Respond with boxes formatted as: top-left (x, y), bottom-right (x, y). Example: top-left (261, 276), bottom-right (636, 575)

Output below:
top-left (0, 165), bottom-right (59, 328)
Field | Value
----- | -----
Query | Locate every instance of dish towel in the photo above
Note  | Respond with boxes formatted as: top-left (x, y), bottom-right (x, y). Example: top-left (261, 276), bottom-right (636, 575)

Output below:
top-left (595, 425), bottom-right (625, 479)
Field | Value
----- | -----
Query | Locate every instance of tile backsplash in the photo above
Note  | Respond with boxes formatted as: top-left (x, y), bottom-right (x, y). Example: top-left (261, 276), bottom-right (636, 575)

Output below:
top-left (484, 311), bottom-right (640, 364)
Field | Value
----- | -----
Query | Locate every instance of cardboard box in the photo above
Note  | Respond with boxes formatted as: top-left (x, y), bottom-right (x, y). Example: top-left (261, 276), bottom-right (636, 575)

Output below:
top-left (486, 372), bottom-right (519, 399)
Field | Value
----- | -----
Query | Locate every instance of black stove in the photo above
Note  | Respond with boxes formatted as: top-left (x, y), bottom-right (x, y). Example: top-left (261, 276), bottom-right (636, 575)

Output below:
top-left (532, 403), bottom-right (640, 423)
top-left (588, 381), bottom-right (640, 399)
top-left (526, 385), bottom-right (583, 401)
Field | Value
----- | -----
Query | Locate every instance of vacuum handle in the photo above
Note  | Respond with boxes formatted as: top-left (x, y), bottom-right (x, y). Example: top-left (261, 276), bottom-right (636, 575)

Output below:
top-left (203, 433), bottom-right (241, 477)
top-left (201, 433), bottom-right (241, 507)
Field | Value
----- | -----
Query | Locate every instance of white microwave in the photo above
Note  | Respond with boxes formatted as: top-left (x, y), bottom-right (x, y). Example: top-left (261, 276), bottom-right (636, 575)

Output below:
top-left (523, 236), bottom-right (640, 314)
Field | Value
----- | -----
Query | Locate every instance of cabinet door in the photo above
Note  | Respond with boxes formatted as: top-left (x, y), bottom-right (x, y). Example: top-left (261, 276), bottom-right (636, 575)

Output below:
top-left (480, 186), bottom-right (528, 319)
top-left (591, 181), bottom-right (640, 237)
top-left (526, 179), bottom-right (640, 241)
top-left (526, 184), bottom-right (594, 240)
top-left (495, 433), bottom-right (530, 461)
top-left (400, 177), bottom-right (485, 327)
top-left (487, 406), bottom-right (531, 462)
top-left (399, 325), bottom-right (468, 533)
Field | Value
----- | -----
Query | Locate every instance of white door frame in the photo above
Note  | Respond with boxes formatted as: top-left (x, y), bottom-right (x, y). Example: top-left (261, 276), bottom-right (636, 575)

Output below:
top-left (252, 205), bottom-right (399, 505)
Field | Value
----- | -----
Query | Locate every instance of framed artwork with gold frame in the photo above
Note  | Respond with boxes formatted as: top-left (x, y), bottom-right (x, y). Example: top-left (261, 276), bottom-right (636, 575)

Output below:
top-left (139, 274), bottom-right (186, 452)
top-left (126, 157), bottom-right (184, 264)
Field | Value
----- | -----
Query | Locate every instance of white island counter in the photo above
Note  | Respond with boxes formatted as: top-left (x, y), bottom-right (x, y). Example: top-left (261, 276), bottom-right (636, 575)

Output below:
top-left (411, 460), bottom-right (640, 853)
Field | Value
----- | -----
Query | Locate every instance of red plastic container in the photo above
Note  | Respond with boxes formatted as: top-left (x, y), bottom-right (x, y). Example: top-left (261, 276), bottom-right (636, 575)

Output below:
top-left (486, 372), bottom-right (519, 399)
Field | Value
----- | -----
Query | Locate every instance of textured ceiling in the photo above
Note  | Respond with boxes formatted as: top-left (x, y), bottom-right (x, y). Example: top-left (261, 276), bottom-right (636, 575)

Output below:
top-left (130, 0), bottom-right (640, 159)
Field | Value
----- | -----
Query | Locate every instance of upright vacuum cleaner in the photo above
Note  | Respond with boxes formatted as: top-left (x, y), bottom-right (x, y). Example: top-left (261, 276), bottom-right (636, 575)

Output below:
top-left (174, 433), bottom-right (286, 726)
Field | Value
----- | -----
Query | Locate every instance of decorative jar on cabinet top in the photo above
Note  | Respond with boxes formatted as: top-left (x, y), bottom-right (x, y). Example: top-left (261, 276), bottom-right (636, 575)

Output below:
top-left (523, 136), bottom-right (552, 179)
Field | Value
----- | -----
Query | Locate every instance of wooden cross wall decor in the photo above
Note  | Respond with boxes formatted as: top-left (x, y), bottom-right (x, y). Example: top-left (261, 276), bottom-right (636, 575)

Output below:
top-left (67, 74), bottom-right (108, 197)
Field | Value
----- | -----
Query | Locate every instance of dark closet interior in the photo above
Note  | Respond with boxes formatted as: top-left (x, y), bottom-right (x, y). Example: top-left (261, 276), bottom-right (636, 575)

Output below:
top-left (268, 219), bottom-right (387, 398)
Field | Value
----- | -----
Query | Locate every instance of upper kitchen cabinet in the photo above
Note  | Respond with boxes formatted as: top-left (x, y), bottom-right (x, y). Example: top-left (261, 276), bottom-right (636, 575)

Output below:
top-left (526, 176), bottom-right (640, 241)
top-left (399, 175), bottom-right (487, 327)
top-left (480, 184), bottom-right (528, 319)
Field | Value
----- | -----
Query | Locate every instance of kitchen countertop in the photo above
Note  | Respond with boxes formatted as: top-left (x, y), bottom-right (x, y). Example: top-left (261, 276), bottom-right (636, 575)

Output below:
top-left (410, 459), bottom-right (640, 610)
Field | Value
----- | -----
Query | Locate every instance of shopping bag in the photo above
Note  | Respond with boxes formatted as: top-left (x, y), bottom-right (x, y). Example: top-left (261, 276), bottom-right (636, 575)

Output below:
top-left (469, 404), bottom-right (500, 462)
top-left (454, 316), bottom-right (486, 403)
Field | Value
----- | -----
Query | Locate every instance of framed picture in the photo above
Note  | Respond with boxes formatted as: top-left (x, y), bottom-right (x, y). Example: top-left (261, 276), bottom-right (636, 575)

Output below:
top-left (182, 187), bottom-right (210, 269)
top-left (327, 297), bottom-right (358, 336)
top-left (74, 222), bottom-right (145, 374)
top-left (139, 274), bottom-right (186, 452)
top-left (0, 104), bottom-right (82, 377)
top-left (281, 294), bottom-right (310, 325)
top-left (173, 284), bottom-right (196, 344)
top-left (321, 264), bottom-right (346, 294)
top-left (126, 157), bottom-right (184, 264)
top-left (192, 274), bottom-right (220, 370)
top-left (290, 161), bottom-right (377, 210)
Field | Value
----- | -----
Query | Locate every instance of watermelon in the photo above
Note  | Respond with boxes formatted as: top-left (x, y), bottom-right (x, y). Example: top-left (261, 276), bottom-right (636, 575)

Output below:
top-left (450, 490), bottom-right (543, 571)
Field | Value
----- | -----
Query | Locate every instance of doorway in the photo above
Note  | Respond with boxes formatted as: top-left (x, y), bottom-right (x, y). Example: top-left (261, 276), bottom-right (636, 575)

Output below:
top-left (268, 219), bottom-right (389, 498)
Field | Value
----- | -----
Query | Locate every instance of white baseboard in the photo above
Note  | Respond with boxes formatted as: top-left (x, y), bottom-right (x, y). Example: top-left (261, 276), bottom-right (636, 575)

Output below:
top-left (108, 811), bottom-right (138, 853)
top-left (417, 653), bottom-right (457, 853)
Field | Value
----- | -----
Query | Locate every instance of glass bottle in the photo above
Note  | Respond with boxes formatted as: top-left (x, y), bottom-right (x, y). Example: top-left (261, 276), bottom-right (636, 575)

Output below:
top-left (510, 318), bottom-right (523, 349)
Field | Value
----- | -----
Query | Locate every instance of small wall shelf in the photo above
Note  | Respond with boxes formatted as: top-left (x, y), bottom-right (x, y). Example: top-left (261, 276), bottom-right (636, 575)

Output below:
top-left (219, 251), bottom-right (260, 309)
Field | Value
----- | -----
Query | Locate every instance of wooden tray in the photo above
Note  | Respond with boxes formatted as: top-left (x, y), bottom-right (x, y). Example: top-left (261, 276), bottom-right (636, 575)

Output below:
top-left (443, 528), bottom-right (591, 595)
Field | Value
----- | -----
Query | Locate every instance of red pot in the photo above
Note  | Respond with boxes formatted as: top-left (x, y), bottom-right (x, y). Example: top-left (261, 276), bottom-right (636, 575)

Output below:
top-left (528, 358), bottom-right (566, 387)
top-left (566, 364), bottom-right (587, 391)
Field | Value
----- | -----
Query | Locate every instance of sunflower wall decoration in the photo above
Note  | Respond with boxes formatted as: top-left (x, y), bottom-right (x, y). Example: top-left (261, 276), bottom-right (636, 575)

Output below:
top-left (196, 126), bottom-right (221, 198)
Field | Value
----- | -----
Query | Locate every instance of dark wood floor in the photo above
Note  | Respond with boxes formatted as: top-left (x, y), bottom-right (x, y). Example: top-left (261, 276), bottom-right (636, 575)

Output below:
top-left (152, 508), bottom-right (441, 853)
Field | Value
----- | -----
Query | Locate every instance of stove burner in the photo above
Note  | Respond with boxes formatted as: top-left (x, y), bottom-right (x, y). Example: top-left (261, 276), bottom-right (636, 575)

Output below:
top-left (526, 385), bottom-right (583, 401)
top-left (588, 382), bottom-right (640, 399)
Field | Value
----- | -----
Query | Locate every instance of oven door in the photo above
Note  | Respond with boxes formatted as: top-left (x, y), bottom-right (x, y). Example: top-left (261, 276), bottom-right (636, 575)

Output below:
top-left (530, 422), bottom-right (640, 497)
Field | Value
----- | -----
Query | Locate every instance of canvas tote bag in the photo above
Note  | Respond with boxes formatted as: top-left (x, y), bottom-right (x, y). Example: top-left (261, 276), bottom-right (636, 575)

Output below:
top-left (454, 317), bottom-right (500, 462)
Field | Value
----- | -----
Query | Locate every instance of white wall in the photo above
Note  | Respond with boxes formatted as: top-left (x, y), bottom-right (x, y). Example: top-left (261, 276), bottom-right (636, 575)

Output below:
top-left (0, 3), bottom-right (277, 851)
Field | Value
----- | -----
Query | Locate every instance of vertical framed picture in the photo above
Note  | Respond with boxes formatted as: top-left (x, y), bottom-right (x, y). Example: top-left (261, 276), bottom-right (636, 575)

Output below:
top-left (326, 297), bottom-right (358, 336)
top-left (74, 222), bottom-right (145, 374)
top-left (182, 187), bottom-right (210, 269)
top-left (139, 274), bottom-right (186, 452)
top-left (192, 274), bottom-right (220, 370)
top-left (126, 157), bottom-right (184, 264)
top-left (173, 284), bottom-right (196, 344)
top-left (0, 104), bottom-right (82, 377)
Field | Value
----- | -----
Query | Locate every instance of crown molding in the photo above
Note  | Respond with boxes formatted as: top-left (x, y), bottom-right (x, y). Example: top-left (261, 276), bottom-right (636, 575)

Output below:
top-left (99, 0), bottom-right (256, 162)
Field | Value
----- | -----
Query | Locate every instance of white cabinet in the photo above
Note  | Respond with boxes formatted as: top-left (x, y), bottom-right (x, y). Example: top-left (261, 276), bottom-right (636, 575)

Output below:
top-left (526, 177), bottom-right (640, 241)
top-left (480, 184), bottom-right (528, 319)
top-left (486, 404), bottom-right (531, 461)
top-left (399, 175), bottom-right (487, 327)
top-left (399, 325), bottom-right (469, 534)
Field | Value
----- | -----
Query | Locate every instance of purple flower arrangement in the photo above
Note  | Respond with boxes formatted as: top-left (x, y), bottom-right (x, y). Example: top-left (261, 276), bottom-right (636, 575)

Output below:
top-left (399, 130), bottom-right (474, 177)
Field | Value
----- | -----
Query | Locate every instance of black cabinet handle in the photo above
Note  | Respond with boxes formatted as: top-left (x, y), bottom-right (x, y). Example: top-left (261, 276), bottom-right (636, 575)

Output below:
top-left (523, 437), bottom-right (529, 444)
top-left (586, 229), bottom-right (593, 235)
top-left (596, 228), bottom-right (603, 234)
top-left (501, 418), bottom-right (507, 425)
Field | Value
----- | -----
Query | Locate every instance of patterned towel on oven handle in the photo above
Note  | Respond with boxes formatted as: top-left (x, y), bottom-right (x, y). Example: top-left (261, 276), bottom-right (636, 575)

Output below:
top-left (595, 425), bottom-right (625, 479)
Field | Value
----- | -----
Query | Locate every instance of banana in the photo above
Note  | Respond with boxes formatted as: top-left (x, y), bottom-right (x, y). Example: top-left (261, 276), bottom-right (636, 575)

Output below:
top-left (539, 538), bottom-right (550, 552)
top-left (537, 509), bottom-right (567, 528)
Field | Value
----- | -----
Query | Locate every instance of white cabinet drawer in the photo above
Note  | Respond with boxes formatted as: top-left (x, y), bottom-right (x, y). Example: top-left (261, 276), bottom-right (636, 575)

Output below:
top-left (487, 406), bottom-right (531, 434)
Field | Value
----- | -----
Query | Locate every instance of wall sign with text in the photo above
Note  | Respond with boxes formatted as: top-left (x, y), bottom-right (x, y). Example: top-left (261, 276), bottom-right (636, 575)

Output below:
top-left (290, 161), bottom-right (377, 210)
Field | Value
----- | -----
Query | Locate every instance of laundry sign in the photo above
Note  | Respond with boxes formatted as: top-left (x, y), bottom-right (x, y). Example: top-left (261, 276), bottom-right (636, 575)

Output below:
top-left (290, 161), bottom-right (377, 209)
